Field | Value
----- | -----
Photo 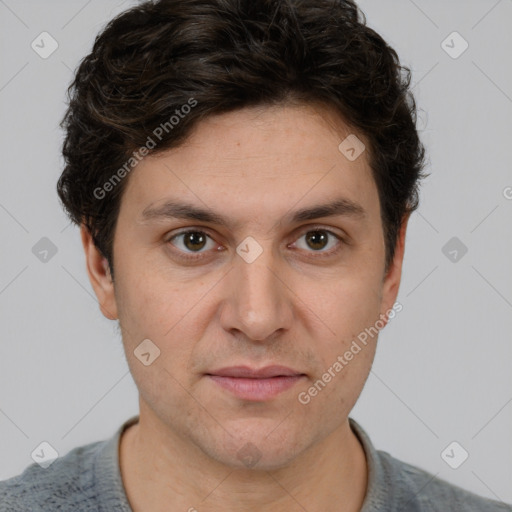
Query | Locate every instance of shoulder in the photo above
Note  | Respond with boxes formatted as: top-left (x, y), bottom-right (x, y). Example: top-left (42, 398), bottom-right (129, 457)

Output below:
top-left (0, 439), bottom-right (106, 512)
top-left (378, 450), bottom-right (512, 512)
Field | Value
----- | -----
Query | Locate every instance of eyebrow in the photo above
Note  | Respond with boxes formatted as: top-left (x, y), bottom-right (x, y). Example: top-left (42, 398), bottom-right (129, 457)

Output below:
top-left (140, 197), bottom-right (366, 229)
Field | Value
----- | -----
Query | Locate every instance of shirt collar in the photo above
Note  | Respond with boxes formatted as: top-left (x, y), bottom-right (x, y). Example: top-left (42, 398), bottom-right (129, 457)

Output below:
top-left (349, 417), bottom-right (397, 511)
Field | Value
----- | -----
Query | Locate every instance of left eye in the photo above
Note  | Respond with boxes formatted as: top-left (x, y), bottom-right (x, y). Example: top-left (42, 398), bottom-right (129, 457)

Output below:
top-left (293, 229), bottom-right (341, 253)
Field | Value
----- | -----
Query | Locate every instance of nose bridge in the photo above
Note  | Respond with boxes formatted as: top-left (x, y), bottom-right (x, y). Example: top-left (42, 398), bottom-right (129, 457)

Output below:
top-left (223, 237), bottom-right (291, 341)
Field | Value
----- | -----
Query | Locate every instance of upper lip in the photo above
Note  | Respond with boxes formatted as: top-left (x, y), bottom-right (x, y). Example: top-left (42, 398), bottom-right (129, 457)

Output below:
top-left (206, 365), bottom-right (304, 378)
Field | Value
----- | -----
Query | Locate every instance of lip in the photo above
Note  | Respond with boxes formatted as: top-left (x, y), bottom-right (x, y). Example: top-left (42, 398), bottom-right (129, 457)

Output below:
top-left (205, 365), bottom-right (306, 401)
top-left (207, 365), bottom-right (304, 379)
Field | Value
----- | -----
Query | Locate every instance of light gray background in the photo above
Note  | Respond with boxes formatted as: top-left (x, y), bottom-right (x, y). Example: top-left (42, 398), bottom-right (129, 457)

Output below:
top-left (1, 0), bottom-right (511, 504)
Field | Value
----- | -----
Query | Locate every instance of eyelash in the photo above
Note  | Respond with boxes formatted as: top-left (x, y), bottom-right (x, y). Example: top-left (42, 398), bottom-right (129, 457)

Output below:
top-left (166, 226), bottom-right (346, 262)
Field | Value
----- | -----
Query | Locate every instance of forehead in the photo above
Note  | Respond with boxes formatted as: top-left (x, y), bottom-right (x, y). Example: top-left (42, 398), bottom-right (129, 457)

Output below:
top-left (120, 103), bottom-right (380, 228)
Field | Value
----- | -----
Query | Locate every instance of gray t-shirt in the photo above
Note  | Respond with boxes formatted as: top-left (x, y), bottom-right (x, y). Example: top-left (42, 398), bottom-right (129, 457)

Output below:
top-left (1, 415), bottom-right (510, 511)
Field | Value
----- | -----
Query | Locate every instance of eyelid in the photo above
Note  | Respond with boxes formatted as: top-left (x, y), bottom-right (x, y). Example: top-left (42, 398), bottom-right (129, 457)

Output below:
top-left (295, 224), bottom-right (347, 241)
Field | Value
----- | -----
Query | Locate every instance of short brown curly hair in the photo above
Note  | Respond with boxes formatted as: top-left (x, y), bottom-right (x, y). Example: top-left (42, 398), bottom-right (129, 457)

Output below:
top-left (57, 0), bottom-right (427, 275)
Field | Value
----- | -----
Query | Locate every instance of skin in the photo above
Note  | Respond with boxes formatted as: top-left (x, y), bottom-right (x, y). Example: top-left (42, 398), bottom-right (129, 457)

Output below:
top-left (82, 103), bottom-right (408, 512)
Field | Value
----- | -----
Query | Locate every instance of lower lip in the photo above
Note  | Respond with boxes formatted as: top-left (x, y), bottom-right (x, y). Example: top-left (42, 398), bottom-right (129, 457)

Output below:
top-left (207, 375), bottom-right (305, 401)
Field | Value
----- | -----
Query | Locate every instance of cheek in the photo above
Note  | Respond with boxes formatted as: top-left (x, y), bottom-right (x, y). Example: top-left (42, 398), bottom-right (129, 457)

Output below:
top-left (307, 269), bottom-right (383, 338)
top-left (114, 267), bottom-right (201, 418)
top-left (294, 337), bottom-right (377, 444)
top-left (114, 258), bottom-right (192, 339)
top-left (297, 269), bottom-right (382, 402)
top-left (113, 262), bottom-right (210, 383)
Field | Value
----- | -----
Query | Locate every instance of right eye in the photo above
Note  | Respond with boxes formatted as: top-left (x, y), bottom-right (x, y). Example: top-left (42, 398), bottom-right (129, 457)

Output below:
top-left (167, 230), bottom-right (219, 260)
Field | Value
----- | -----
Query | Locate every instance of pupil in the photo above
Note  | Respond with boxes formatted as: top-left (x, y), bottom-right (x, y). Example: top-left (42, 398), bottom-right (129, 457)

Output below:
top-left (307, 231), bottom-right (327, 251)
top-left (185, 232), bottom-right (205, 251)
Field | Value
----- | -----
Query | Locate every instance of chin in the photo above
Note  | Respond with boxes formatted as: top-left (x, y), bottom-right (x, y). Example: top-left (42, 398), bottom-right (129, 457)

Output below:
top-left (201, 424), bottom-right (308, 471)
top-left (219, 447), bottom-right (302, 472)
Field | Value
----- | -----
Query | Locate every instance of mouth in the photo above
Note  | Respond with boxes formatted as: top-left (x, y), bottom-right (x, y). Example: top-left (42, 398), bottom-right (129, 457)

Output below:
top-left (205, 365), bottom-right (306, 401)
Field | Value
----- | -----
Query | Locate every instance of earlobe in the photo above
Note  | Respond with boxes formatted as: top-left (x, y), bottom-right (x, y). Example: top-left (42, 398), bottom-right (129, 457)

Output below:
top-left (80, 225), bottom-right (118, 320)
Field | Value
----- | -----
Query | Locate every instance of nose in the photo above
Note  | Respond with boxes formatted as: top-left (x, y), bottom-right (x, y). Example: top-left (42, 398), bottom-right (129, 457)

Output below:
top-left (219, 242), bottom-right (294, 342)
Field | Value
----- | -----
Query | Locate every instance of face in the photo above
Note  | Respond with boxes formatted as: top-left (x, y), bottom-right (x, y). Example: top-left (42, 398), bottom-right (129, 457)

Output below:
top-left (83, 103), bottom-right (406, 470)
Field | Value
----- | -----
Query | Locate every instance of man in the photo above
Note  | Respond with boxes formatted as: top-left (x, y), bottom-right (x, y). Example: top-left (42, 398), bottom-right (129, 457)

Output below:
top-left (1, 0), bottom-right (510, 511)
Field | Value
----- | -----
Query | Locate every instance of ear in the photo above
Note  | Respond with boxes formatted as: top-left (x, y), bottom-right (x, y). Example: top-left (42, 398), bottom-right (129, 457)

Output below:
top-left (379, 214), bottom-right (409, 324)
top-left (80, 224), bottom-right (118, 320)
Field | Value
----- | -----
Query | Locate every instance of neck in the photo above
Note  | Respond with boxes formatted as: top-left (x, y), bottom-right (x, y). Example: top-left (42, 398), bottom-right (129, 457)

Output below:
top-left (119, 413), bottom-right (368, 512)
